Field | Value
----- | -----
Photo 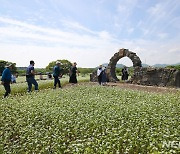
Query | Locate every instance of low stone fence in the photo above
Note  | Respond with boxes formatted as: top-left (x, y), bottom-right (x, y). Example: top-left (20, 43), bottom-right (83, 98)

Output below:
top-left (130, 67), bottom-right (180, 88)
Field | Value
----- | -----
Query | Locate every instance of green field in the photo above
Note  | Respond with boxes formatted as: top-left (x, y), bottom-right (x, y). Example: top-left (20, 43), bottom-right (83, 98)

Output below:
top-left (0, 75), bottom-right (89, 97)
top-left (0, 82), bottom-right (179, 153)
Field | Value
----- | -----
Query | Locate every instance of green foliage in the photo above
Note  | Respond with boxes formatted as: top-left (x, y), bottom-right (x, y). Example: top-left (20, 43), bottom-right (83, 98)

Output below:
top-left (128, 67), bottom-right (134, 76)
top-left (16, 67), bottom-right (27, 76)
top-left (0, 60), bottom-right (17, 75)
top-left (0, 85), bottom-right (179, 153)
top-left (36, 68), bottom-right (47, 74)
top-left (116, 67), bottom-right (134, 76)
top-left (116, 68), bottom-right (122, 75)
top-left (17, 68), bottom-right (47, 76)
top-left (46, 59), bottom-right (72, 75)
top-left (78, 68), bottom-right (95, 75)
top-left (166, 65), bottom-right (180, 70)
top-left (16, 69), bottom-right (26, 76)
top-left (0, 60), bottom-right (7, 74)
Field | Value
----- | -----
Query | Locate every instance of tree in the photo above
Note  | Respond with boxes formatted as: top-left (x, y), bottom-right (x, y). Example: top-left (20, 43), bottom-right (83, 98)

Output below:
top-left (0, 60), bottom-right (17, 75)
top-left (46, 59), bottom-right (72, 75)
top-left (166, 65), bottom-right (180, 70)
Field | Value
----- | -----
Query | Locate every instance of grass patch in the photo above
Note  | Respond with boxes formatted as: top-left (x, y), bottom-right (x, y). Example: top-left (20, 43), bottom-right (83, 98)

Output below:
top-left (0, 75), bottom-right (89, 97)
top-left (0, 85), bottom-right (179, 153)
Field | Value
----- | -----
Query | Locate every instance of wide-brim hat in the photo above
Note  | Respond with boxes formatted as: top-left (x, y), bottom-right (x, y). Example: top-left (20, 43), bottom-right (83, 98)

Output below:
top-left (56, 61), bottom-right (61, 65)
top-left (5, 63), bottom-right (13, 67)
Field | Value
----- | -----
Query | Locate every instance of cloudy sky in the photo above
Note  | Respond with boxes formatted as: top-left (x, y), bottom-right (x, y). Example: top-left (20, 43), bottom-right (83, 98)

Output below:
top-left (0, 0), bottom-right (180, 68)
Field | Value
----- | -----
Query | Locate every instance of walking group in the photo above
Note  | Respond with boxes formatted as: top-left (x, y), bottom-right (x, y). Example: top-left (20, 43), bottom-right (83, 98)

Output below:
top-left (1, 60), bottom-right (78, 98)
top-left (1, 60), bottom-right (128, 98)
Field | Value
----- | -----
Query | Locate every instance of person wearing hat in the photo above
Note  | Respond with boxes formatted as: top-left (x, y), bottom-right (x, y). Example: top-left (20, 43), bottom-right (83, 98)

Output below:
top-left (69, 62), bottom-right (78, 84)
top-left (26, 60), bottom-right (38, 92)
top-left (1, 63), bottom-right (12, 98)
top-left (53, 61), bottom-right (62, 89)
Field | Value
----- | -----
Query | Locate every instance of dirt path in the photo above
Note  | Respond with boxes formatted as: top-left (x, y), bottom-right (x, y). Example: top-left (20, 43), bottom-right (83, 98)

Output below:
top-left (106, 82), bottom-right (180, 93)
top-left (65, 82), bottom-right (180, 94)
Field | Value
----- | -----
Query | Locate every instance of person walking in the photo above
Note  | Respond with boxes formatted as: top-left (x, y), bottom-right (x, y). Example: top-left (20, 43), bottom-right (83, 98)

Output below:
top-left (101, 67), bottom-right (107, 85)
top-left (97, 65), bottom-right (103, 85)
top-left (1, 63), bottom-right (12, 98)
top-left (26, 60), bottom-right (38, 92)
top-left (53, 61), bottom-right (62, 89)
top-left (121, 66), bottom-right (129, 81)
top-left (69, 62), bottom-right (78, 84)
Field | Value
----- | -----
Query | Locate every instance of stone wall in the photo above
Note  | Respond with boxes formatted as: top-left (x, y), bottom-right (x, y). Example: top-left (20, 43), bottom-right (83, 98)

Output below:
top-left (130, 67), bottom-right (180, 88)
top-left (90, 71), bottom-right (98, 82)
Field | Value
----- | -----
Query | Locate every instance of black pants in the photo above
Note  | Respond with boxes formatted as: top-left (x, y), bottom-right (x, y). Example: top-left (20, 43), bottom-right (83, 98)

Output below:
top-left (3, 81), bottom-right (11, 98)
top-left (98, 74), bottom-right (102, 85)
top-left (69, 74), bottom-right (77, 83)
top-left (54, 76), bottom-right (61, 88)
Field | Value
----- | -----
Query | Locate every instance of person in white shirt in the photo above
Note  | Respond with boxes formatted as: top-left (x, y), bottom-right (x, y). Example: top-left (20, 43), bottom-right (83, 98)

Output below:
top-left (11, 74), bottom-right (16, 83)
top-left (97, 65), bottom-right (103, 85)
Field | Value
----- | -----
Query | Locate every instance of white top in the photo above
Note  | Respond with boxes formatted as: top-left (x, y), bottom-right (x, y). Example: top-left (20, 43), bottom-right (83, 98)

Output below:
top-left (11, 75), bottom-right (16, 82)
top-left (97, 68), bottom-right (102, 76)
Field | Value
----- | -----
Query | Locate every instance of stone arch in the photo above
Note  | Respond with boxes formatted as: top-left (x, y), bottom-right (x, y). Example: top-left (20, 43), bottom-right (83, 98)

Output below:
top-left (106, 48), bottom-right (142, 82)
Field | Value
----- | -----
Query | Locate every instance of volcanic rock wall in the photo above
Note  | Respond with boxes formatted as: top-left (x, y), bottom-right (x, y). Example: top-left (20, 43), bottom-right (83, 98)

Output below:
top-left (130, 67), bottom-right (180, 88)
top-left (90, 48), bottom-right (180, 88)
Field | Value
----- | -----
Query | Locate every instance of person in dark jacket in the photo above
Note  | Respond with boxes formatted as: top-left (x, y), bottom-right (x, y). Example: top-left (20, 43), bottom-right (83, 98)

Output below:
top-left (121, 66), bottom-right (129, 81)
top-left (1, 63), bottom-right (12, 98)
top-left (101, 67), bottom-right (107, 85)
top-left (69, 62), bottom-right (78, 84)
top-left (53, 61), bottom-right (62, 89)
top-left (26, 60), bottom-right (38, 92)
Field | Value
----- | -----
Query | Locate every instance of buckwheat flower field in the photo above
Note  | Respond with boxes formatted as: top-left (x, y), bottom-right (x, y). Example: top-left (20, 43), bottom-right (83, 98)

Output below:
top-left (0, 85), bottom-right (179, 153)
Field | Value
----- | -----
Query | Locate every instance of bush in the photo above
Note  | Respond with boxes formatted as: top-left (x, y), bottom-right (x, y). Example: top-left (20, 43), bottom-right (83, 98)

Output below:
top-left (46, 59), bottom-right (72, 75)
top-left (0, 60), bottom-right (17, 75)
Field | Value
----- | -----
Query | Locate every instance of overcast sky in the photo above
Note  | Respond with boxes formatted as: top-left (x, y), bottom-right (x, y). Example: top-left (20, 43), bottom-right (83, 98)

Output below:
top-left (0, 0), bottom-right (180, 68)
